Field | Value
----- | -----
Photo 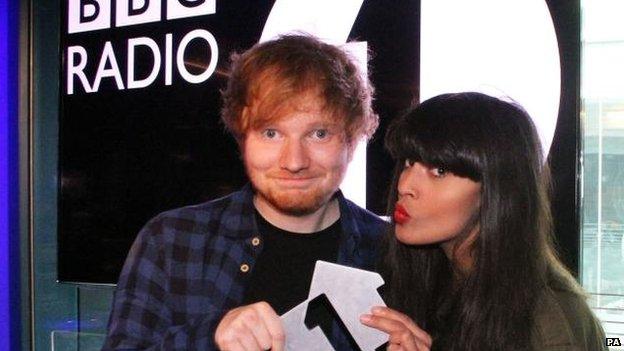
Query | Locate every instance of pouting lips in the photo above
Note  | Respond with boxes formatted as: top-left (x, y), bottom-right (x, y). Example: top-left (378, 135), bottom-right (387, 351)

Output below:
top-left (393, 204), bottom-right (410, 224)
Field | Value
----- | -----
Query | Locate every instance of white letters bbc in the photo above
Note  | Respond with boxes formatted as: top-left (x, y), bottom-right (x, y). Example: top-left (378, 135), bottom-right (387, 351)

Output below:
top-left (65, 0), bottom-right (219, 93)
top-left (116, 0), bottom-right (161, 27)
top-left (67, 0), bottom-right (216, 33)
top-left (68, 0), bottom-right (111, 34)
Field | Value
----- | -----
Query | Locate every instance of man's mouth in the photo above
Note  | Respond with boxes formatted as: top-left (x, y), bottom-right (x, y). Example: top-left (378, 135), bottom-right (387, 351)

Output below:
top-left (272, 176), bottom-right (317, 187)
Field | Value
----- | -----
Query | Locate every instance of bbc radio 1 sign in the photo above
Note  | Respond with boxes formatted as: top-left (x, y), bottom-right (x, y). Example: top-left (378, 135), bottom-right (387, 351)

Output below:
top-left (65, 0), bottom-right (219, 94)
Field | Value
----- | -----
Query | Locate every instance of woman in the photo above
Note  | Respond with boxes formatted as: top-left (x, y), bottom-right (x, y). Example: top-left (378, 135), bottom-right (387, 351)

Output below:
top-left (360, 92), bottom-right (606, 350)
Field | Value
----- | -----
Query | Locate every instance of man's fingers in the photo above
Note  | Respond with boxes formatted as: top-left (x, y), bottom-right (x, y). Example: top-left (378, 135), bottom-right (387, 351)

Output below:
top-left (220, 339), bottom-right (246, 351)
top-left (215, 302), bottom-right (284, 351)
top-left (270, 333), bottom-right (285, 351)
top-left (237, 332), bottom-right (263, 351)
top-left (254, 302), bottom-right (285, 350)
top-left (415, 338), bottom-right (431, 351)
top-left (216, 318), bottom-right (261, 351)
top-left (242, 312), bottom-right (272, 350)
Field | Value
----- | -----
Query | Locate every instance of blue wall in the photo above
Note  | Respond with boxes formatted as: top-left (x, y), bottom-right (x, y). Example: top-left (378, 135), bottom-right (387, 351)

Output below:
top-left (0, 0), bottom-right (20, 349)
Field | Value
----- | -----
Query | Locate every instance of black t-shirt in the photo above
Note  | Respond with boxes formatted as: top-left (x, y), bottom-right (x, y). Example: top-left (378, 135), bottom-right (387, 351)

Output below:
top-left (242, 210), bottom-right (341, 314)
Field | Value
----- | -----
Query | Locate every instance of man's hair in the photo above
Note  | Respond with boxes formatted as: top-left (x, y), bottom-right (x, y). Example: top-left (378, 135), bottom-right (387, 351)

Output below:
top-left (221, 34), bottom-right (378, 144)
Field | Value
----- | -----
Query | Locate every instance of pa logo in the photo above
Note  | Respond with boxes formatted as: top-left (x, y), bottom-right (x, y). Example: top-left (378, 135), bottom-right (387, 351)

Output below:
top-left (281, 261), bottom-right (387, 351)
top-left (607, 337), bottom-right (622, 347)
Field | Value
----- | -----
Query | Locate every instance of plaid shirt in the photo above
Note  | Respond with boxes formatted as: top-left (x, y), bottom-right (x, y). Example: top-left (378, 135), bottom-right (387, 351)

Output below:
top-left (102, 184), bottom-right (387, 350)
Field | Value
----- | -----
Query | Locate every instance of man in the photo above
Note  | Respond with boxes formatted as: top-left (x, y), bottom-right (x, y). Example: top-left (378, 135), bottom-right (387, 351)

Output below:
top-left (103, 34), bottom-right (385, 351)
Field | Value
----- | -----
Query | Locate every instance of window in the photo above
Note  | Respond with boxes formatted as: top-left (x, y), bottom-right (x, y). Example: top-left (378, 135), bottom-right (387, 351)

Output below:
top-left (581, 0), bottom-right (624, 338)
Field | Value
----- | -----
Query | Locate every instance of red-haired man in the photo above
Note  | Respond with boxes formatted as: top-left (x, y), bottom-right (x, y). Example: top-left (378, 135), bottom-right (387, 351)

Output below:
top-left (103, 34), bottom-right (385, 351)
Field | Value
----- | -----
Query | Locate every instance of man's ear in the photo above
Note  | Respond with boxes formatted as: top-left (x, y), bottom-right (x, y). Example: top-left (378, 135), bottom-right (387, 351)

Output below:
top-left (241, 106), bottom-right (250, 130)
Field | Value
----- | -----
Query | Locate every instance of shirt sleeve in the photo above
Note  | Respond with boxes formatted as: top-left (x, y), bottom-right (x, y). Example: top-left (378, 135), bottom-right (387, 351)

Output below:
top-left (101, 216), bottom-right (223, 350)
top-left (532, 289), bottom-right (608, 351)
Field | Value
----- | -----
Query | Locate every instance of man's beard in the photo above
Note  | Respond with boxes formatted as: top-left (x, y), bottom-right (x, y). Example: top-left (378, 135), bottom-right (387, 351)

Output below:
top-left (253, 184), bottom-right (336, 216)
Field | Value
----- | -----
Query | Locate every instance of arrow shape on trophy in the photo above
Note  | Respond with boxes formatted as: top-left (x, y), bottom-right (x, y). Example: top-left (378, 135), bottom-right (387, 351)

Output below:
top-left (281, 301), bottom-right (334, 351)
top-left (280, 261), bottom-right (387, 351)
top-left (307, 261), bottom-right (387, 351)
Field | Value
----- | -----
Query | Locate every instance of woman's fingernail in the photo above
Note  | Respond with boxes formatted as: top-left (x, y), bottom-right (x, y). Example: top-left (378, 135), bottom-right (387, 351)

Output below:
top-left (360, 314), bottom-right (372, 323)
top-left (371, 306), bottom-right (384, 314)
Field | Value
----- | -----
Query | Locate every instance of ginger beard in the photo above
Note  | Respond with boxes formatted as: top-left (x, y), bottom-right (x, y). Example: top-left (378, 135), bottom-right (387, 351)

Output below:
top-left (247, 169), bottom-right (341, 216)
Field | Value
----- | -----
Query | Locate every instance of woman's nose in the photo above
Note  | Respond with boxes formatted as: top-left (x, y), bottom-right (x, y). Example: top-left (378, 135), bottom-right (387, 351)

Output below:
top-left (397, 164), bottom-right (422, 198)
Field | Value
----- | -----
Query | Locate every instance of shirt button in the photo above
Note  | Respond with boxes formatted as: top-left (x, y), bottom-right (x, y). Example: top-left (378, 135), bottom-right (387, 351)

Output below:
top-left (240, 264), bottom-right (250, 273)
top-left (251, 237), bottom-right (261, 246)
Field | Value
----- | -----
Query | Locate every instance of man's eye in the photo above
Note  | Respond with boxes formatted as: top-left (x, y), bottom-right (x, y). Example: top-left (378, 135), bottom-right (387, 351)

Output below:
top-left (311, 129), bottom-right (329, 140)
top-left (404, 159), bottom-right (415, 168)
top-left (262, 129), bottom-right (278, 139)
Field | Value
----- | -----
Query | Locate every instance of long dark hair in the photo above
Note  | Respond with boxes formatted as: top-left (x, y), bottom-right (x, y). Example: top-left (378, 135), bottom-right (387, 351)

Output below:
top-left (380, 92), bottom-right (581, 350)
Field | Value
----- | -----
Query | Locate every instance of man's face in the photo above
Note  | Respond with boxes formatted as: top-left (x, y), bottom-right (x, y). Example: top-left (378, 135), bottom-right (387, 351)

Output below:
top-left (242, 93), bottom-right (353, 216)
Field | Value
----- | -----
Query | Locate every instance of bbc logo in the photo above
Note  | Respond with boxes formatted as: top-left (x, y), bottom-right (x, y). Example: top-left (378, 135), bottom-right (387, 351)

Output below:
top-left (607, 337), bottom-right (622, 347)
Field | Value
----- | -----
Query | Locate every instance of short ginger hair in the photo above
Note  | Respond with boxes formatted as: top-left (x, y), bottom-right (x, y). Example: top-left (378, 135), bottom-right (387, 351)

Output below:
top-left (220, 34), bottom-right (378, 144)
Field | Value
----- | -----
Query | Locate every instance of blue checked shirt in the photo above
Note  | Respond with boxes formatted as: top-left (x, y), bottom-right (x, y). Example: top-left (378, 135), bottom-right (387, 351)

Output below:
top-left (102, 184), bottom-right (387, 350)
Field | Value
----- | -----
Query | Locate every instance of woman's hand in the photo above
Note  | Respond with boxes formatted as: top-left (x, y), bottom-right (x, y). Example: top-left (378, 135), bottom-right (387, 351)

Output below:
top-left (360, 306), bottom-right (432, 351)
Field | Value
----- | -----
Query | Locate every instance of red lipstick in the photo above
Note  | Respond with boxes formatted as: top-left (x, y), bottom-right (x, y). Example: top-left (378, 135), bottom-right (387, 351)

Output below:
top-left (393, 204), bottom-right (410, 224)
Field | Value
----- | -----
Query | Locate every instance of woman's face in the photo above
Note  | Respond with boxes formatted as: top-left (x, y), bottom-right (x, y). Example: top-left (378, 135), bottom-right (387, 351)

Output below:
top-left (394, 160), bottom-right (481, 255)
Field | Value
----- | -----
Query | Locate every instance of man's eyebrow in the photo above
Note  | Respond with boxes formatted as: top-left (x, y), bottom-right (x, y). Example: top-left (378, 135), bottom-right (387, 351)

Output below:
top-left (309, 121), bottom-right (340, 129)
top-left (250, 120), bottom-right (276, 130)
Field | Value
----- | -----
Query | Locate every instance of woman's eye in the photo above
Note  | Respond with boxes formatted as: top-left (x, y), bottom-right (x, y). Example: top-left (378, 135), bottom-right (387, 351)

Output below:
top-left (404, 159), bottom-right (415, 168)
top-left (432, 167), bottom-right (447, 177)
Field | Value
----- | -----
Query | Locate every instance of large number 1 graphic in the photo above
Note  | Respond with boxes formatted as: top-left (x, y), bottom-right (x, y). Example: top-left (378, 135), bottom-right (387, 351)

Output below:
top-left (259, 0), bottom-right (364, 45)
top-left (280, 261), bottom-right (387, 351)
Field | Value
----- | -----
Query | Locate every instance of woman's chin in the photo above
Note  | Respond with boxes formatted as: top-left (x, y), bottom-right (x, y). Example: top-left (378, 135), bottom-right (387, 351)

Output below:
top-left (395, 228), bottom-right (424, 246)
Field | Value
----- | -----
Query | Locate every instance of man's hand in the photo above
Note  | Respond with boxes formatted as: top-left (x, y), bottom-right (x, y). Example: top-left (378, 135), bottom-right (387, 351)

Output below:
top-left (215, 301), bottom-right (285, 351)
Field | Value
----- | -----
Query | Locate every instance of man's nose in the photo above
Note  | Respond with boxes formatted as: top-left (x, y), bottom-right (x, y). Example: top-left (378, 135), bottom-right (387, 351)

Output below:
top-left (279, 139), bottom-right (310, 172)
